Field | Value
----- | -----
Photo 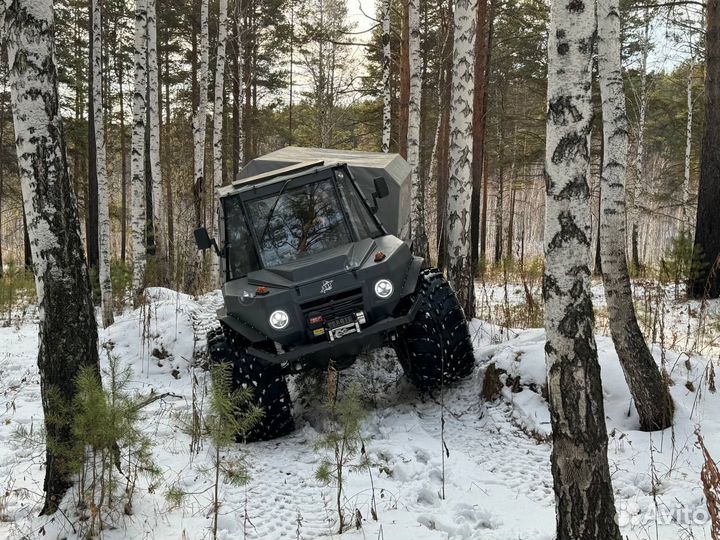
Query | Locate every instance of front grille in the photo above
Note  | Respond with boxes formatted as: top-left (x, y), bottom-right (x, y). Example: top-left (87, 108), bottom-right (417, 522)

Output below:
top-left (301, 288), bottom-right (364, 321)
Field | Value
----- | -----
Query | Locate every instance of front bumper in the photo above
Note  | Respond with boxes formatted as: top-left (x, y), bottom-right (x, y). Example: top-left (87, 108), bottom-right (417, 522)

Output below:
top-left (246, 293), bottom-right (421, 365)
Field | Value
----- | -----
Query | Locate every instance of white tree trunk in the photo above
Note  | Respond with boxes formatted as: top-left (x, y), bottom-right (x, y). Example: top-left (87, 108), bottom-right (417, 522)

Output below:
top-left (682, 57), bottom-right (695, 230)
top-left (446, 0), bottom-right (475, 315)
top-left (131, 0), bottom-right (148, 302)
top-left (629, 10), bottom-right (651, 270)
top-left (93, 0), bottom-right (113, 327)
top-left (193, 0), bottom-right (209, 217)
top-left (147, 0), bottom-right (166, 271)
top-left (407, 0), bottom-right (428, 261)
top-left (3, 0), bottom-right (100, 513)
top-left (381, 0), bottom-right (391, 153)
top-left (544, 0), bottom-right (621, 537)
top-left (598, 0), bottom-right (674, 431)
top-left (211, 0), bottom-right (228, 286)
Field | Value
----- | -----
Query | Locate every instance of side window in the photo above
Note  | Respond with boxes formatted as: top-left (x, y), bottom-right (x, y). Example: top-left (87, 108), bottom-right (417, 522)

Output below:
top-left (223, 196), bottom-right (259, 279)
top-left (336, 174), bottom-right (383, 239)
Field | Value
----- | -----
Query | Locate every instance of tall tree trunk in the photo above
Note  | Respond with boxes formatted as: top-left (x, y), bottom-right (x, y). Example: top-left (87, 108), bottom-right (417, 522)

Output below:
top-left (682, 57), bottom-right (695, 231)
top-left (407, 0), bottom-right (429, 262)
top-left (398, 0), bottom-right (410, 159)
top-left (693, 0), bottom-right (720, 298)
top-left (446, 0), bottom-right (475, 316)
top-left (211, 0), bottom-right (229, 286)
top-left (506, 186), bottom-right (516, 259)
top-left (131, 0), bottom-right (148, 302)
top-left (0, 80), bottom-right (4, 278)
top-left (544, 0), bottom-right (622, 537)
top-left (194, 0), bottom-right (209, 223)
top-left (147, 0), bottom-right (167, 280)
top-left (630, 10), bottom-right (650, 273)
top-left (436, 4), bottom-right (453, 270)
top-left (382, 0), bottom-right (391, 153)
top-left (3, 0), bottom-right (100, 513)
top-left (598, 0), bottom-right (673, 431)
top-left (116, 27), bottom-right (128, 264)
top-left (93, 0), bottom-right (114, 327)
top-left (470, 0), bottom-right (489, 273)
top-left (87, 0), bottom-right (99, 271)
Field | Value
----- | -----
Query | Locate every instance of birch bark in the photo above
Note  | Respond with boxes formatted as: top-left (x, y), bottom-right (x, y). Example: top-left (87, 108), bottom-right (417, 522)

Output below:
top-left (446, 0), bottom-right (475, 316)
top-left (131, 0), bottom-right (148, 302)
top-left (544, 0), bottom-right (622, 537)
top-left (381, 0), bottom-right (391, 153)
top-left (147, 0), bottom-right (166, 275)
top-left (682, 57), bottom-right (695, 230)
top-left (598, 0), bottom-right (673, 431)
top-left (3, 0), bottom-right (100, 513)
top-left (407, 0), bottom-right (428, 262)
top-left (93, 0), bottom-right (114, 326)
top-left (211, 0), bottom-right (228, 286)
top-left (193, 0), bottom-right (209, 212)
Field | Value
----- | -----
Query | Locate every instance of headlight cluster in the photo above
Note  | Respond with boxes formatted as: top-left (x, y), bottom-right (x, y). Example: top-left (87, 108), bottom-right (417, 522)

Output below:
top-left (374, 279), bottom-right (393, 299)
top-left (269, 310), bottom-right (289, 330)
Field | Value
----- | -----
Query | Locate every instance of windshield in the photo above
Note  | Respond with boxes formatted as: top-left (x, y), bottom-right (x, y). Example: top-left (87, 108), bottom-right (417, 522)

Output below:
top-left (224, 171), bottom-right (383, 277)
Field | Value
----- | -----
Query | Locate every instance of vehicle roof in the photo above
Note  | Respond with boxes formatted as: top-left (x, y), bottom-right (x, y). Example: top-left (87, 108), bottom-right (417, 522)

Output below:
top-left (217, 159), bottom-right (329, 198)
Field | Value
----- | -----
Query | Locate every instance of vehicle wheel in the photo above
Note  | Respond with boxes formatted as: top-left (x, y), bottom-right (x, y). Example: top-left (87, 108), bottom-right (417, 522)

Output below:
top-left (206, 327), bottom-right (295, 442)
top-left (394, 268), bottom-right (475, 391)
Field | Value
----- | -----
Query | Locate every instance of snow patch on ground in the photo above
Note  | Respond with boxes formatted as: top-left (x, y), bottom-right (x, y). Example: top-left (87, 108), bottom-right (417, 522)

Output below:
top-left (0, 287), bottom-right (718, 539)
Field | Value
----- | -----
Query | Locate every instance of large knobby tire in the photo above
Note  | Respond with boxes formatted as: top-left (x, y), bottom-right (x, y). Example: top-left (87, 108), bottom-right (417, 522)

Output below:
top-left (207, 328), bottom-right (295, 442)
top-left (394, 268), bottom-right (475, 391)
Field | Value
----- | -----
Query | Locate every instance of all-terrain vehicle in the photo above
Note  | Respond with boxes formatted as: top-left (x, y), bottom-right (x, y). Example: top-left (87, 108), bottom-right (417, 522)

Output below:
top-left (195, 147), bottom-right (475, 441)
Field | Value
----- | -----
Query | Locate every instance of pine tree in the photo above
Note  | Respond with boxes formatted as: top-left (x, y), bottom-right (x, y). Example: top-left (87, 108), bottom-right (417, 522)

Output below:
top-left (544, 0), bottom-right (621, 536)
top-left (2, 0), bottom-right (101, 513)
top-left (693, 0), bottom-right (720, 298)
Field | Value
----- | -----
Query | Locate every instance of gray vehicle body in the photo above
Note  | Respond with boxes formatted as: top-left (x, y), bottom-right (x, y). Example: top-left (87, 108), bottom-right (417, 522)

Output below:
top-left (211, 147), bottom-right (424, 371)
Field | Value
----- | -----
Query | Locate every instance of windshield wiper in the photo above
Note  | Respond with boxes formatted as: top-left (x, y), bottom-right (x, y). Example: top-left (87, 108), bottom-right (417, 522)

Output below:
top-left (256, 176), bottom-right (294, 248)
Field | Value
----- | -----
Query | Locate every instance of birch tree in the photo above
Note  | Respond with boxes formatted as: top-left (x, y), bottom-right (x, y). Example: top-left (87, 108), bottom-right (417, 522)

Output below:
top-left (682, 57), bottom-right (695, 230)
top-left (445, 0), bottom-right (475, 316)
top-left (92, 0), bottom-right (113, 327)
top-left (147, 0), bottom-right (167, 276)
top-left (381, 0), bottom-right (391, 153)
top-left (407, 0), bottom-right (429, 262)
top-left (629, 10), bottom-right (651, 272)
top-left (211, 0), bottom-right (228, 286)
top-left (544, 0), bottom-right (621, 536)
top-left (193, 0), bottom-right (209, 222)
top-left (3, 0), bottom-right (100, 513)
top-left (598, 0), bottom-right (673, 432)
top-left (131, 0), bottom-right (148, 302)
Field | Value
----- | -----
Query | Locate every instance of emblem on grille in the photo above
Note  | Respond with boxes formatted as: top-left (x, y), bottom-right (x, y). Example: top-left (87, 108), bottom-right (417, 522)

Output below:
top-left (320, 280), bottom-right (334, 294)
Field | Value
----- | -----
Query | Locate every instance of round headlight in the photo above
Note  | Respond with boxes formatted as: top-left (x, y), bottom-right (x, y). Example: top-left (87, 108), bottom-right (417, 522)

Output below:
top-left (374, 279), bottom-right (394, 299)
top-left (269, 310), bottom-right (290, 330)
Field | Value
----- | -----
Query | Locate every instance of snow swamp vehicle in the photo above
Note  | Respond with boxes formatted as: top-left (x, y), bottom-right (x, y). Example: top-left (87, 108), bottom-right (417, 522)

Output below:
top-left (195, 147), bottom-right (475, 441)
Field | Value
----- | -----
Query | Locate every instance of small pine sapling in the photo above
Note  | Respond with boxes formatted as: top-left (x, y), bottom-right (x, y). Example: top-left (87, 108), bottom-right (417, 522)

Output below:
top-left (315, 384), bottom-right (370, 533)
top-left (206, 363), bottom-right (263, 540)
top-left (72, 355), bottom-right (160, 535)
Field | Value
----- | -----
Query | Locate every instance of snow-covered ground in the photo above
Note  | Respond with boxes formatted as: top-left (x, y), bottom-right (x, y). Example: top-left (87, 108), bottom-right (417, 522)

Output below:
top-left (0, 284), bottom-right (719, 539)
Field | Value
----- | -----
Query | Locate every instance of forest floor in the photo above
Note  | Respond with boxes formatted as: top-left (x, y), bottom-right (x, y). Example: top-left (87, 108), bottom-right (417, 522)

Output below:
top-left (0, 281), bottom-right (719, 539)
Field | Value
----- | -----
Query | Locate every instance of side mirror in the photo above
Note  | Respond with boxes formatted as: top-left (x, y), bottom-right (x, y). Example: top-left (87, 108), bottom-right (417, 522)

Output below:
top-left (194, 227), bottom-right (222, 256)
top-left (194, 227), bottom-right (213, 251)
top-left (370, 176), bottom-right (390, 213)
top-left (373, 176), bottom-right (390, 199)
